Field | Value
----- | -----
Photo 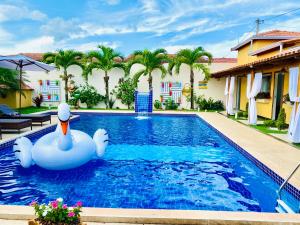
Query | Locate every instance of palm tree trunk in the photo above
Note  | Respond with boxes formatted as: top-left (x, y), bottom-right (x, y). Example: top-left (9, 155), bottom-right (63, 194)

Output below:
top-left (190, 68), bottom-right (194, 110)
top-left (64, 69), bottom-right (69, 102)
top-left (104, 71), bottom-right (109, 109)
top-left (148, 72), bottom-right (152, 91)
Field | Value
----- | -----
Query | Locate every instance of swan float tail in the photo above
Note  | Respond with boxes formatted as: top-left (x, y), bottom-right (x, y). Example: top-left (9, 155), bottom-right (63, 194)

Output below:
top-left (14, 137), bottom-right (34, 168)
top-left (93, 129), bottom-right (108, 157)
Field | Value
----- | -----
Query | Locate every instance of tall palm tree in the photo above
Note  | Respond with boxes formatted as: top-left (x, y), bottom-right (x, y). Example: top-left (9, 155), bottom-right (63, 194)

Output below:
top-left (0, 68), bottom-right (20, 97)
top-left (86, 45), bottom-right (126, 109)
top-left (168, 47), bottom-right (212, 109)
top-left (43, 50), bottom-right (83, 102)
top-left (128, 49), bottom-right (168, 90)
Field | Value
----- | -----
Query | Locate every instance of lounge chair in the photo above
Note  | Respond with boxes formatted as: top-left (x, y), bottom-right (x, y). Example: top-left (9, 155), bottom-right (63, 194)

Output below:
top-left (0, 119), bottom-right (32, 137)
top-left (0, 104), bottom-right (51, 126)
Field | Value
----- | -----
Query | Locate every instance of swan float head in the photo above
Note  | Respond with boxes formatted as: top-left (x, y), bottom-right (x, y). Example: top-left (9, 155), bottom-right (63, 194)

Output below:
top-left (57, 103), bottom-right (73, 151)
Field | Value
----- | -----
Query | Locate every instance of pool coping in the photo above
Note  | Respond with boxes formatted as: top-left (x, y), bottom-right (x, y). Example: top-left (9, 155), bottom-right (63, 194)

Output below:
top-left (0, 205), bottom-right (300, 224)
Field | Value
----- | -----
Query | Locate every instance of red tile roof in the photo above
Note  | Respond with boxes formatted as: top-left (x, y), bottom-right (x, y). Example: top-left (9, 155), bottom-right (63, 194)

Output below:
top-left (211, 48), bottom-right (300, 78)
top-left (231, 30), bottom-right (300, 51)
top-left (258, 30), bottom-right (300, 37)
top-left (21, 53), bottom-right (44, 61)
top-left (212, 58), bottom-right (237, 63)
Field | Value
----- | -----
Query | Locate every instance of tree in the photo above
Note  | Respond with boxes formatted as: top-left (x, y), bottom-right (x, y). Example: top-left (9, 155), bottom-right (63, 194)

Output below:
top-left (113, 78), bottom-right (135, 109)
top-left (168, 47), bottom-right (212, 109)
top-left (128, 49), bottom-right (168, 90)
top-left (0, 68), bottom-right (20, 97)
top-left (43, 50), bottom-right (83, 102)
top-left (86, 45), bottom-right (126, 109)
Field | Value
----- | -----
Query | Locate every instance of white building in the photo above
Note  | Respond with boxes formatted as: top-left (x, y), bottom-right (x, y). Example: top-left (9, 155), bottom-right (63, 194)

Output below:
top-left (23, 53), bottom-right (236, 109)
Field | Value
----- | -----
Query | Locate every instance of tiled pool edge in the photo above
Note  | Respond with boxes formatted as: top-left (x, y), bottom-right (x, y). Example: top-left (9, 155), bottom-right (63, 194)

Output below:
top-left (197, 114), bottom-right (300, 201)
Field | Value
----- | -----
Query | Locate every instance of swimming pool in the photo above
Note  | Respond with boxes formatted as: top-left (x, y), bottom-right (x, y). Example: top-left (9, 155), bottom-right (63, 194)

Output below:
top-left (0, 113), bottom-right (298, 212)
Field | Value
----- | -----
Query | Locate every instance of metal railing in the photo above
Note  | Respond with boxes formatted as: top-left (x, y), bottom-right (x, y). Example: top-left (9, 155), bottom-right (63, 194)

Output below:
top-left (277, 162), bottom-right (300, 200)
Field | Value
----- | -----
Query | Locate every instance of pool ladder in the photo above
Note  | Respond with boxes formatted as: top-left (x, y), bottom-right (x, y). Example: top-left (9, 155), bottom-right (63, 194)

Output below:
top-left (275, 162), bottom-right (300, 213)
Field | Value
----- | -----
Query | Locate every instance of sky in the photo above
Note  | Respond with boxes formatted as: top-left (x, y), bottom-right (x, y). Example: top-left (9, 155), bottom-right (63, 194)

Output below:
top-left (1, 0), bottom-right (300, 58)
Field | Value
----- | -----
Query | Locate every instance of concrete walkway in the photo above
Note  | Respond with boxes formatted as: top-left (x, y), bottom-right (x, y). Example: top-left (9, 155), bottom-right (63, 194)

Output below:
top-left (198, 112), bottom-right (300, 190)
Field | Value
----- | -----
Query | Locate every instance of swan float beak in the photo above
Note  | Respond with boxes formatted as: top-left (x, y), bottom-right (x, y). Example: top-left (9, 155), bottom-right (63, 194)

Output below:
top-left (60, 119), bottom-right (69, 135)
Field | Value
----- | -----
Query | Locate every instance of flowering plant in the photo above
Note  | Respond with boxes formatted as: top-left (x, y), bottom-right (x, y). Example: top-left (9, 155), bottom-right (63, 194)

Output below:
top-left (30, 198), bottom-right (82, 225)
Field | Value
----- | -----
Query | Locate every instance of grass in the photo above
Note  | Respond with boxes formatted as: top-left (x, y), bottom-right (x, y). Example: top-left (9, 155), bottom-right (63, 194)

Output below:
top-left (18, 106), bottom-right (52, 114)
top-left (250, 124), bottom-right (287, 134)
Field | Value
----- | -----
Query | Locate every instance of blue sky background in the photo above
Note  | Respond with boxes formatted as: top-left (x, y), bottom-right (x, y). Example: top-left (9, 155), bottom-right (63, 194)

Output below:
top-left (1, 0), bottom-right (300, 57)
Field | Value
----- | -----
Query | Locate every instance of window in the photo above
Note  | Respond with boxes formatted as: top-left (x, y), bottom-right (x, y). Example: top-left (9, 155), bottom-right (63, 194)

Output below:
top-left (257, 74), bottom-right (271, 99)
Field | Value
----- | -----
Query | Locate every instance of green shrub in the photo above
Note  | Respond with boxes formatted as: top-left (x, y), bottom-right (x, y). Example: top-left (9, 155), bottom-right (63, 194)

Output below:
top-left (276, 108), bottom-right (288, 130)
top-left (263, 119), bottom-right (276, 127)
top-left (195, 95), bottom-right (224, 111)
top-left (69, 84), bottom-right (105, 108)
top-left (154, 100), bottom-right (162, 109)
top-left (164, 98), bottom-right (178, 110)
top-left (113, 78), bottom-right (135, 109)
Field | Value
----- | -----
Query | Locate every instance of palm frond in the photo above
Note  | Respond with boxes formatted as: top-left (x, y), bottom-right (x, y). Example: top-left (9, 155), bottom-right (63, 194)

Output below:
top-left (193, 63), bottom-right (210, 80)
top-left (132, 69), bottom-right (145, 86)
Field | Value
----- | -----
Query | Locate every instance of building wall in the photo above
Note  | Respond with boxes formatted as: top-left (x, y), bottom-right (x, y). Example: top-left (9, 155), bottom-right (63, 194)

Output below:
top-left (0, 90), bottom-right (33, 109)
top-left (237, 40), bottom-right (281, 65)
top-left (25, 62), bottom-right (235, 109)
top-left (237, 63), bottom-right (300, 123)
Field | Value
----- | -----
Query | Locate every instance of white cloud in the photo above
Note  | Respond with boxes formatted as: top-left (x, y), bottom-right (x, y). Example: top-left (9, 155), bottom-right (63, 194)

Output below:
top-left (0, 26), bottom-right (13, 42)
top-left (140, 0), bottom-right (159, 13)
top-left (0, 4), bottom-right (47, 22)
top-left (164, 45), bottom-right (198, 54)
top-left (65, 41), bottom-right (120, 52)
top-left (0, 36), bottom-right (55, 54)
top-left (72, 23), bottom-right (135, 39)
top-left (203, 40), bottom-right (238, 58)
top-left (103, 0), bottom-right (120, 5)
top-left (41, 17), bottom-right (83, 41)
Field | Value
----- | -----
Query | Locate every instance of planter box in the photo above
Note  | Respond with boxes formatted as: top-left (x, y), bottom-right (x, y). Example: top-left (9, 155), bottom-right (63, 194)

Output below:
top-left (28, 219), bottom-right (86, 225)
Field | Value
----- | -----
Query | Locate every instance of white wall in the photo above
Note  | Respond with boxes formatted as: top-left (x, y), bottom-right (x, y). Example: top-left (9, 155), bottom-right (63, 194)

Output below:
top-left (25, 62), bottom-right (235, 109)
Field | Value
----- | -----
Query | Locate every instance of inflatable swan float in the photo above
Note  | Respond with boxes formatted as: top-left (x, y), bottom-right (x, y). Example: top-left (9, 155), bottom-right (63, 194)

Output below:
top-left (13, 103), bottom-right (108, 170)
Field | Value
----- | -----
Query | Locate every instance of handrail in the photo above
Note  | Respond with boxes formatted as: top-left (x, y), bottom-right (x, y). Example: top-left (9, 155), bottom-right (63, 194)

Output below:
top-left (277, 162), bottom-right (300, 199)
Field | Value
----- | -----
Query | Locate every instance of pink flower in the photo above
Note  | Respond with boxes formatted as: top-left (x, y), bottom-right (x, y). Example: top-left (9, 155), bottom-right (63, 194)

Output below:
top-left (63, 204), bottom-right (67, 209)
top-left (51, 201), bottom-right (58, 209)
top-left (30, 201), bottom-right (37, 206)
top-left (76, 201), bottom-right (82, 207)
top-left (68, 211), bottom-right (75, 217)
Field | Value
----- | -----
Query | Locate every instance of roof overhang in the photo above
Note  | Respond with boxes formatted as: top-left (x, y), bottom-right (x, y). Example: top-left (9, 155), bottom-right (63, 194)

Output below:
top-left (231, 36), bottom-right (298, 51)
top-left (211, 49), bottom-right (300, 78)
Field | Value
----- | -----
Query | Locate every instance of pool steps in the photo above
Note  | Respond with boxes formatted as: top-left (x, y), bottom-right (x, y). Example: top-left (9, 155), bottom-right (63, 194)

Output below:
top-left (276, 200), bottom-right (296, 213)
top-left (275, 162), bottom-right (300, 213)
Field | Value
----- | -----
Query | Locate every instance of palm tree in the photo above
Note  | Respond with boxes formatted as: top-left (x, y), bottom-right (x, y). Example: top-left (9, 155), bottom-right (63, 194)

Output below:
top-left (43, 50), bottom-right (83, 102)
top-left (128, 49), bottom-right (168, 90)
top-left (168, 47), bottom-right (212, 109)
top-left (86, 45), bottom-right (126, 109)
top-left (0, 68), bottom-right (20, 97)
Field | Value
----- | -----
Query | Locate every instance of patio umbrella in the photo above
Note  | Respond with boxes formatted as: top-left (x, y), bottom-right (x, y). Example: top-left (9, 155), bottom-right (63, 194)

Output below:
top-left (0, 55), bottom-right (55, 111)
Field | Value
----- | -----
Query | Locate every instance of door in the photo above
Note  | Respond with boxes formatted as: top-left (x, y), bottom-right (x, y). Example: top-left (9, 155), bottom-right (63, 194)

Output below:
top-left (236, 76), bottom-right (242, 110)
top-left (272, 72), bottom-right (284, 119)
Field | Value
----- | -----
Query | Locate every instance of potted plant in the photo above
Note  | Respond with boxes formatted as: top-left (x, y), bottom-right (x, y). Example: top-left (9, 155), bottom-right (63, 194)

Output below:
top-left (29, 198), bottom-right (85, 225)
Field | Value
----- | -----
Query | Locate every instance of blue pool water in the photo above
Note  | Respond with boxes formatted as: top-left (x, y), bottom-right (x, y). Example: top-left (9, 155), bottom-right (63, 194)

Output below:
top-left (0, 113), bottom-right (298, 212)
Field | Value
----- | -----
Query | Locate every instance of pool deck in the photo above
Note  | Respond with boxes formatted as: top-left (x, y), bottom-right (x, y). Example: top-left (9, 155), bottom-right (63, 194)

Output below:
top-left (0, 110), bottom-right (300, 224)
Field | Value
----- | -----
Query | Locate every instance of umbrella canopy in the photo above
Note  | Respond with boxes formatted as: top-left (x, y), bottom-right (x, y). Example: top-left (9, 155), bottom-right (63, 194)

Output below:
top-left (0, 55), bottom-right (55, 110)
